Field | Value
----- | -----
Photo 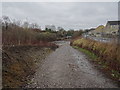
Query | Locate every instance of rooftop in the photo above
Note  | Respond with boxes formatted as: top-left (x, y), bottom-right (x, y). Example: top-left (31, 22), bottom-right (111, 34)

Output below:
top-left (107, 21), bottom-right (120, 25)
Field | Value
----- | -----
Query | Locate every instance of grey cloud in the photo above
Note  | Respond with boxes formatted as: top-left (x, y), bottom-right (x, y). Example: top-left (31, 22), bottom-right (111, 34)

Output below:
top-left (2, 2), bottom-right (118, 30)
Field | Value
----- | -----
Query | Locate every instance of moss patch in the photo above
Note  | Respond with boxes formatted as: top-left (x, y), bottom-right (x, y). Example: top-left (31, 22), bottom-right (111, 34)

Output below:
top-left (73, 46), bottom-right (98, 60)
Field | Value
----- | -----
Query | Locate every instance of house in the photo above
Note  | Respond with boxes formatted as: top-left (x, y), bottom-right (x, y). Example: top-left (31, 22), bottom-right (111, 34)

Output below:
top-left (88, 21), bottom-right (120, 37)
top-left (45, 25), bottom-right (56, 31)
top-left (106, 21), bottom-right (120, 29)
top-left (105, 21), bottom-right (120, 35)
top-left (88, 25), bottom-right (104, 37)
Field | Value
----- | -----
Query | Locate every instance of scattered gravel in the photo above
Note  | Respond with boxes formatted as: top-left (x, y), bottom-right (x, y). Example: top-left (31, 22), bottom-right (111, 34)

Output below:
top-left (27, 41), bottom-right (118, 88)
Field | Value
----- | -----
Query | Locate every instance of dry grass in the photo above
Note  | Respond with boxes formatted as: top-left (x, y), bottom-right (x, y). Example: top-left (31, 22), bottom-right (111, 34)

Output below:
top-left (71, 37), bottom-right (120, 81)
top-left (2, 25), bottom-right (57, 46)
top-left (2, 46), bottom-right (58, 88)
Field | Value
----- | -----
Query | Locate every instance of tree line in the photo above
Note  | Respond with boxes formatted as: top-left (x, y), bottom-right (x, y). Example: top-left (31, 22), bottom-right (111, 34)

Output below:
top-left (1, 16), bottom-right (57, 46)
top-left (1, 16), bottom-right (85, 46)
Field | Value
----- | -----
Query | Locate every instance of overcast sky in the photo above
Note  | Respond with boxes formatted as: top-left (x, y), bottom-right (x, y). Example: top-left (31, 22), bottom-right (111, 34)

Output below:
top-left (2, 2), bottom-right (118, 30)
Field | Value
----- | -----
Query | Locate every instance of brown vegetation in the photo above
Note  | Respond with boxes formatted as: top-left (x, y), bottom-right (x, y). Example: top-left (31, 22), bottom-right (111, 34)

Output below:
top-left (2, 45), bottom-right (58, 88)
top-left (2, 16), bottom-right (57, 46)
top-left (2, 26), bottom-right (57, 46)
top-left (70, 37), bottom-right (120, 81)
top-left (1, 16), bottom-right (59, 88)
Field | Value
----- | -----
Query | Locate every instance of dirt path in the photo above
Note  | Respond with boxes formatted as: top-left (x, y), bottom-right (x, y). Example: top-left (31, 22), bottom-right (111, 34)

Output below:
top-left (27, 41), bottom-right (117, 88)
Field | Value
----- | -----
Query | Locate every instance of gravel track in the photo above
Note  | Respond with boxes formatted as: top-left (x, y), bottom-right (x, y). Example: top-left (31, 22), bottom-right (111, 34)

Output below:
top-left (27, 41), bottom-right (117, 88)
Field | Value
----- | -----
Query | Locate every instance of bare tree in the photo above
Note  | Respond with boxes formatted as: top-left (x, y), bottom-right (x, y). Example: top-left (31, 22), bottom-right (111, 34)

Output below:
top-left (2, 16), bottom-right (11, 30)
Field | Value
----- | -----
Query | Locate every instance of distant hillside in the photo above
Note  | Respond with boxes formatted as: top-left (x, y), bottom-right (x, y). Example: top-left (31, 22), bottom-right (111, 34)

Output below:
top-left (96, 25), bottom-right (104, 31)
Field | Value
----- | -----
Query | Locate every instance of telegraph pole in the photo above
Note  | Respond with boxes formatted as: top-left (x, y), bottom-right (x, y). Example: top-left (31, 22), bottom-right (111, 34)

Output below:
top-left (118, 2), bottom-right (120, 44)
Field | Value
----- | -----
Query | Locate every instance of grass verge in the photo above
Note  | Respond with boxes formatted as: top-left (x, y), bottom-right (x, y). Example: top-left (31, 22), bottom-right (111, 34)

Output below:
top-left (73, 46), bottom-right (98, 60)
top-left (71, 37), bottom-right (120, 85)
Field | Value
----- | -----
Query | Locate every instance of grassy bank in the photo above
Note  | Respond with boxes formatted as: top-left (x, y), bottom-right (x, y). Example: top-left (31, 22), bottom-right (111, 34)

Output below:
top-left (2, 16), bottom-right (59, 88)
top-left (2, 45), bottom-right (58, 88)
top-left (70, 37), bottom-right (120, 82)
